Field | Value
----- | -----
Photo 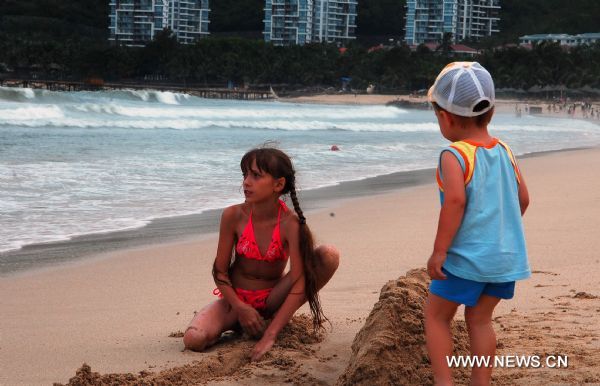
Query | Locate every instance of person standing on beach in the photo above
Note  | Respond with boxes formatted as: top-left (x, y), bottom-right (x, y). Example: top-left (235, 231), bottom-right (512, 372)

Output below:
top-left (424, 62), bottom-right (531, 385)
top-left (183, 147), bottom-right (339, 361)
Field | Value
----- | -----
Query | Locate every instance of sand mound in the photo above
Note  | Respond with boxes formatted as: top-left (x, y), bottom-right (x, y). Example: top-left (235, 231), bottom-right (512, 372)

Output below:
top-left (276, 313), bottom-right (325, 351)
top-left (55, 314), bottom-right (323, 386)
top-left (53, 350), bottom-right (251, 386)
top-left (336, 268), bottom-right (470, 386)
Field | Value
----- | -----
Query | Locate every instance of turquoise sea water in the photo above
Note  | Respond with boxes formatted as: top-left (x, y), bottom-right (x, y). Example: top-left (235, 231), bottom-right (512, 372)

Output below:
top-left (1, 86), bottom-right (599, 253)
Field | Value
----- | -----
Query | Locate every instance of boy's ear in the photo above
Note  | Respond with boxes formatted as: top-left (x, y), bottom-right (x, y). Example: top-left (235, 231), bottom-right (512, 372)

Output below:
top-left (438, 109), bottom-right (453, 127)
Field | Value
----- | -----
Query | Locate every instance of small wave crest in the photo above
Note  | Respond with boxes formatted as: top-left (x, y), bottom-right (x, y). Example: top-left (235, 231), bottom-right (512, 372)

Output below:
top-left (0, 87), bottom-right (36, 102)
top-left (2, 116), bottom-right (440, 132)
top-left (68, 102), bottom-right (405, 119)
top-left (0, 105), bottom-right (64, 121)
top-left (99, 89), bottom-right (191, 105)
top-left (0, 86), bottom-right (193, 105)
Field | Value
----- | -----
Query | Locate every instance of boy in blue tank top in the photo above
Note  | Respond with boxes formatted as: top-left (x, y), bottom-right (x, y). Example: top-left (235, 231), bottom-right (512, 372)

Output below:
top-left (424, 62), bottom-right (531, 385)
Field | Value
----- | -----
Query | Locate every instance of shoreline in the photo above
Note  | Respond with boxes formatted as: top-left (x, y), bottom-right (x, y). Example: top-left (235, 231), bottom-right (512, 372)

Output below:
top-left (279, 93), bottom-right (600, 122)
top-left (1, 146), bottom-right (599, 385)
top-left (0, 166), bottom-right (434, 277)
top-left (2, 146), bottom-right (593, 278)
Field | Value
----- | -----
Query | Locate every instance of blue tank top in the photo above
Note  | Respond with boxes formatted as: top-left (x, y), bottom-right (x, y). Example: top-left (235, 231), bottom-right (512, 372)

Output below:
top-left (436, 139), bottom-right (531, 283)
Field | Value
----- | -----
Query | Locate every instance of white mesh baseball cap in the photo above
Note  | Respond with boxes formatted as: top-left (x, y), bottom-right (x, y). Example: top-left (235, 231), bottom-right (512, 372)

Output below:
top-left (428, 62), bottom-right (495, 117)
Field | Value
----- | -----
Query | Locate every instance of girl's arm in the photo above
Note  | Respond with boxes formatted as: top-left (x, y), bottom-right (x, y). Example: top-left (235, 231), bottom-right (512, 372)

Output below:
top-left (251, 217), bottom-right (305, 361)
top-left (213, 206), bottom-right (265, 336)
top-left (428, 151), bottom-right (466, 280)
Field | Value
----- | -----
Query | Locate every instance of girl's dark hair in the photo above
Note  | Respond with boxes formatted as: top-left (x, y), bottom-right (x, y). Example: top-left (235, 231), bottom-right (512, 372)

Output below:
top-left (240, 147), bottom-right (326, 329)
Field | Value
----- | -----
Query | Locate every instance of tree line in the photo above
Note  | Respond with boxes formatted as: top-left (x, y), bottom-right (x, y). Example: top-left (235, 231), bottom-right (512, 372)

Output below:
top-left (1, 29), bottom-right (598, 93)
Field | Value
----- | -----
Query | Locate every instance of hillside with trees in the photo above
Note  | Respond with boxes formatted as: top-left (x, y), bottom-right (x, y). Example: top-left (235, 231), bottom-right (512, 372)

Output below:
top-left (0, 0), bottom-right (599, 93)
top-left (0, 0), bottom-right (107, 41)
top-left (498, 0), bottom-right (600, 42)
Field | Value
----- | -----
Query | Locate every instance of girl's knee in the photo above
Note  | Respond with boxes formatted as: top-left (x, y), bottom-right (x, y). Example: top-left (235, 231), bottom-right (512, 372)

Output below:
top-left (183, 326), bottom-right (215, 351)
top-left (315, 244), bottom-right (340, 271)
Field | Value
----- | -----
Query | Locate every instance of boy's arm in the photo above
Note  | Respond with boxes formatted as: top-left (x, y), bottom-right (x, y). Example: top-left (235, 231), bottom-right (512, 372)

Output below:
top-left (428, 151), bottom-right (466, 280)
top-left (517, 168), bottom-right (530, 215)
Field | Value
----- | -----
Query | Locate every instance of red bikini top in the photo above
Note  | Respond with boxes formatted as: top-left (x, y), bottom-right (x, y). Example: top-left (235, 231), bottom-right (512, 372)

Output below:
top-left (235, 200), bottom-right (288, 262)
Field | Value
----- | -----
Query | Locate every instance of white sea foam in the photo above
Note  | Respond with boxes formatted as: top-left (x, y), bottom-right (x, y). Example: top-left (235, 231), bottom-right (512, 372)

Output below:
top-left (69, 103), bottom-right (404, 119)
top-left (107, 89), bottom-right (190, 104)
top-left (0, 105), bottom-right (64, 120)
top-left (0, 117), bottom-right (443, 132)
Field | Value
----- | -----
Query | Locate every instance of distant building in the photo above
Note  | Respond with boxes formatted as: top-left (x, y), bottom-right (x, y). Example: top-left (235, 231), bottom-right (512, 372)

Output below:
top-left (169, 1), bottom-right (211, 44)
top-left (575, 33), bottom-right (600, 45)
top-left (519, 33), bottom-right (600, 47)
top-left (263, 0), bottom-right (313, 45)
top-left (263, 0), bottom-right (357, 46)
top-left (404, 0), bottom-right (500, 45)
top-left (109, 0), bottom-right (210, 47)
top-left (313, 1), bottom-right (358, 44)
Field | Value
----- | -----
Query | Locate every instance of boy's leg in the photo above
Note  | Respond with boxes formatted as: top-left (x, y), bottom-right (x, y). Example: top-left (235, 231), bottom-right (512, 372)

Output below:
top-left (464, 294), bottom-right (501, 386)
top-left (425, 293), bottom-right (460, 386)
top-left (183, 298), bottom-right (240, 351)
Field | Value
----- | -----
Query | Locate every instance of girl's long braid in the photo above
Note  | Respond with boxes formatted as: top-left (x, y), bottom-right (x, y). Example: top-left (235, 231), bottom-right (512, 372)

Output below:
top-left (289, 183), bottom-right (327, 329)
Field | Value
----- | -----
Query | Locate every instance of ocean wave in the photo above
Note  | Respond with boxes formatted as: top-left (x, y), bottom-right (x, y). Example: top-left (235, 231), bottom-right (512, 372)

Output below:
top-left (0, 86), bottom-right (79, 103)
top-left (0, 87), bottom-right (36, 102)
top-left (0, 194), bottom-right (243, 254)
top-left (0, 105), bottom-right (64, 120)
top-left (98, 89), bottom-right (191, 104)
top-left (1, 117), bottom-right (441, 132)
top-left (0, 218), bottom-right (152, 254)
top-left (6, 114), bottom-right (599, 133)
top-left (0, 86), bottom-right (194, 105)
top-left (67, 103), bottom-right (405, 120)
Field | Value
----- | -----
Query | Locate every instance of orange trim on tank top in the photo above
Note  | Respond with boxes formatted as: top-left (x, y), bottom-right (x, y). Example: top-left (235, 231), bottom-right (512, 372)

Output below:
top-left (461, 138), bottom-right (499, 149)
top-left (449, 145), bottom-right (471, 184)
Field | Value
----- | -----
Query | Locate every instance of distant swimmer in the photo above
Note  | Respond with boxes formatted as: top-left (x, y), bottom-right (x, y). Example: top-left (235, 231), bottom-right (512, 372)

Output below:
top-left (330, 145), bottom-right (340, 151)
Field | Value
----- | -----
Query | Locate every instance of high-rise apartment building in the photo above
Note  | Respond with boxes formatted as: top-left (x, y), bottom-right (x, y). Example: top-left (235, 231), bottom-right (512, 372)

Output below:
top-left (404, 0), bottom-right (500, 45)
top-left (263, 0), bottom-right (314, 45)
top-left (109, 0), bottom-right (210, 47)
top-left (169, 0), bottom-right (211, 44)
top-left (313, 1), bottom-right (358, 44)
top-left (263, 0), bottom-right (357, 46)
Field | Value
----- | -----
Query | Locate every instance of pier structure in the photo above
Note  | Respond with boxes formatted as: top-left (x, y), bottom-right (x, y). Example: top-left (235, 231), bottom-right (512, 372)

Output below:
top-left (0, 79), bottom-right (274, 100)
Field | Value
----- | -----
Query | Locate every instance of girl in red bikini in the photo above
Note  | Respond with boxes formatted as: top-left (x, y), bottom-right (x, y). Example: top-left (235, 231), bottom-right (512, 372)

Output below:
top-left (183, 147), bottom-right (340, 361)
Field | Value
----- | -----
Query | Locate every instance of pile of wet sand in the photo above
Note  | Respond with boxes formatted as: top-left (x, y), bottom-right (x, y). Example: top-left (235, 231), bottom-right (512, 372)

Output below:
top-left (54, 314), bottom-right (323, 386)
top-left (336, 268), bottom-right (470, 385)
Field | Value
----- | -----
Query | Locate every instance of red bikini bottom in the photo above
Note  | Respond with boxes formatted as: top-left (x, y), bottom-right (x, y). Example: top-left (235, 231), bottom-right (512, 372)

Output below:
top-left (213, 287), bottom-right (273, 312)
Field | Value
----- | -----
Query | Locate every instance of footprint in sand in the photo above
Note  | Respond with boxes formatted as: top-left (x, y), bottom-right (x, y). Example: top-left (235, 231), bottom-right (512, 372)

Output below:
top-left (532, 270), bottom-right (559, 276)
top-left (574, 291), bottom-right (599, 299)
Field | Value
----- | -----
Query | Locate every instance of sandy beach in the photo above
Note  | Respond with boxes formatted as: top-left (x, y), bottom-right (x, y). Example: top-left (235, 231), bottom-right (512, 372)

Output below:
top-left (282, 93), bottom-right (600, 120)
top-left (1, 144), bottom-right (599, 385)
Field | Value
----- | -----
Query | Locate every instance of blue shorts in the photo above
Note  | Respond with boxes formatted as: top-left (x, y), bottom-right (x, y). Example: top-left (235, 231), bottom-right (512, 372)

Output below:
top-left (429, 268), bottom-right (515, 307)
